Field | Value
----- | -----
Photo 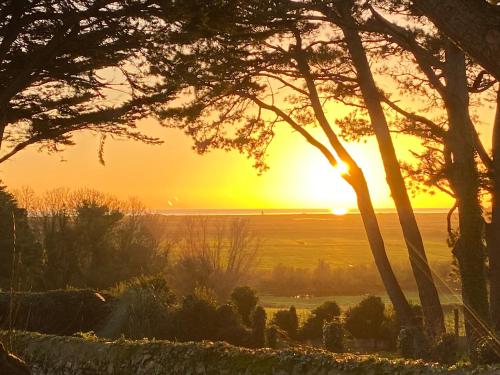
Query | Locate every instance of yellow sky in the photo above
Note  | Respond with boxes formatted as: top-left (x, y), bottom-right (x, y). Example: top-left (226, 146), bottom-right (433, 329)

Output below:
top-left (0, 112), bottom-right (460, 210)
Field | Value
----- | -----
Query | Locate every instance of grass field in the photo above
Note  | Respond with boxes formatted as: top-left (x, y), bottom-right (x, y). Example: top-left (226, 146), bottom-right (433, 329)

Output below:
top-left (164, 212), bottom-right (454, 271)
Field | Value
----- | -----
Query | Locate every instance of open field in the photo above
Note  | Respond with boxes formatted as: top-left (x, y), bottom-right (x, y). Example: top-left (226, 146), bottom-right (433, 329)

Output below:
top-left (163, 212), bottom-right (454, 271)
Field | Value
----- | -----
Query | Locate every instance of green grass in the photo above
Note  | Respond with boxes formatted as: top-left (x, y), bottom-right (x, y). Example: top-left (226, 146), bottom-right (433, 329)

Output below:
top-left (165, 212), bottom-right (454, 271)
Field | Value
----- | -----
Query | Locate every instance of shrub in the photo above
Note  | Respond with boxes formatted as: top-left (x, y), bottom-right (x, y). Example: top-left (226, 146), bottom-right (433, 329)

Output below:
top-left (250, 306), bottom-right (266, 348)
top-left (344, 296), bottom-right (385, 348)
top-left (102, 276), bottom-right (176, 339)
top-left (215, 304), bottom-right (249, 347)
top-left (323, 320), bottom-right (344, 352)
top-left (0, 289), bottom-right (114, 336)
top-left (231, 286), bottom-right (258, 326)
top-left (398, 327), bottom-right (431, 359)
top-left (299, 301), bottom-right (341, 341)
top-left (272, 306), bottom-right (298, 339)
top-left (173, 294), bottom-right (219, 341)
top-left (475, 336), bottom-right (500, 365)
top-left (266, 326), bottom-right (278, 348)
top-left (433, 333), bottom-right (459, 364)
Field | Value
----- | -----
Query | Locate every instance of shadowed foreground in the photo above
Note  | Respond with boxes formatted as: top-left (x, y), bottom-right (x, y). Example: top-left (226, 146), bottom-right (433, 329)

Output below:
top-left (1, 331), bottom-right (498, 375)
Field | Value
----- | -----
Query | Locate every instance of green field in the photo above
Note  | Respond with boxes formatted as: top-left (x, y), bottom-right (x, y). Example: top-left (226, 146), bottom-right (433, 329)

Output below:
top-left (164, 212), bottom-right (454, 271)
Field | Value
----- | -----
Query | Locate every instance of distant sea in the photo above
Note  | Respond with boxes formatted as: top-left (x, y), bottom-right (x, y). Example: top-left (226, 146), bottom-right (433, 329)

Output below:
top-left (153, 208), bottom-right (451, 216)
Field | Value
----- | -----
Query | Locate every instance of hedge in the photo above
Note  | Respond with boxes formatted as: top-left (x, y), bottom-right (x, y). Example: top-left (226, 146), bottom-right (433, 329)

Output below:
top-left (1, 331), bottom-right (499, 375)
top-left (0, 290), bottom-right (114, 335)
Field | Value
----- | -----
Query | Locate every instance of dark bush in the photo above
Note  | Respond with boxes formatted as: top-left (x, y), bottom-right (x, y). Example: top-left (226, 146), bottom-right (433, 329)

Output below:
top-left (231, 286), bottom-right (258, 326)
top-left (272, 306), bottom-right (298, 339)
top-left (250, 306), bottom-right (266, 348)
top-left (323, 320), bottom-right (344, 352)
top-left (299, 301), bottom-right (341, 341)
top-left (99, 276), bottom-right (176, 339)
top-left (433, 333), bottom-right (459, 364)
top-left (215, 304), bottom-right (249, 346)
top-left (0, 290), bottom-right (114, 336)
top-left (475, 336), bottom-right (500, 365)
top-left (398, 327), bottom-right (431, 359)
top-left (266, 326), bottom-right (278, 348)
top-left (173, 294), bottom-right (219, 341)
top-left (344, 296), bottom-right (385, 348)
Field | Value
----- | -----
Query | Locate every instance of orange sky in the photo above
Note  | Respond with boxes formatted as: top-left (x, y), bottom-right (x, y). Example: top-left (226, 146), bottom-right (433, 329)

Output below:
top-left (0, 111), bottom-right (463, 211)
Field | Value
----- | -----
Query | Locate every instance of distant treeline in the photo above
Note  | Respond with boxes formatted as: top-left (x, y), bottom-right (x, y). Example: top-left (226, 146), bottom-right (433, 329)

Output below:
top-left (254, 260), bottom-right (458, 297)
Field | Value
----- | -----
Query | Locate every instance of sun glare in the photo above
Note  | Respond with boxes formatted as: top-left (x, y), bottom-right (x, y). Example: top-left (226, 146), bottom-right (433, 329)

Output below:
top-left (335, 161), bottom-right (350, 176)
top-left (330, 207), bottom-right (348, 215)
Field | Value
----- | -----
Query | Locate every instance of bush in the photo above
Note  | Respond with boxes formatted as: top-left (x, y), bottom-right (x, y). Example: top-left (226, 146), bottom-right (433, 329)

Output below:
top-left (214, 304), bottom-right (249, 347)
top-left (173, 294), bottom-right (219, 341)
top-left (272, 306), bottom-right (298, 339)
top-left (475, 336), bottom-right (500, 365)
top-left (231, 286), bottom-right (258, 326)
top-left (344, 296), bottom-right (385, 346)
top-left (323, 320), bottom-right (344, 352)
top-left (102, 276), bottom-right (176, 339)
top-left (433, 333), bottom-right (459, 364)
top-left (266, 326), bottom-right (278, 348)
top-left (299, 301), bottom-right (341, 341)
top-left (250, 306), bottom-right (266, 348)
top-left (398, 327), bottom-right (431, 360)
top-left (0, 289), bottom-right (114, 336)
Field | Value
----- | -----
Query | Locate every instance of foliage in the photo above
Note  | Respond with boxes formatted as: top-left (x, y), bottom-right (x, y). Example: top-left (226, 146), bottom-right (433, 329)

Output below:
top-left (299, 301), bottom-right (341, 341)
top-left (3, 330), bottom-right (495, 375)
top-left (231, 286), bottom-right (259, 326)
top-left (474, 336), bottom-right (500, 365)
top-left (433, 333), bottom-right (460, 365)
top-left (272, 306), bottom-right (298, 340)
top-left (12, 187), bottom-right (169, 291)
top-left (107, 276), bottom-right (176, 340)
top-left (0, 290), bottom-right (114, 336)
top-left (344, 296), bottom-right (386, 343)
top-left (266, 326), bottom-right (278, 349)
top-left (0, 0), bottom-right (181, 164)
top-left (250, 306), bottom-right (266, 348)
top-left (323, 320), bottom-right (344, 353)
top-left (0, 185), bottom-right (43, 291)
top-left (398, 327), bottom-right (431, 360)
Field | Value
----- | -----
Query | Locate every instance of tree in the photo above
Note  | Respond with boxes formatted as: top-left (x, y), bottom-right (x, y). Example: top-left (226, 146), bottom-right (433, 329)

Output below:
top-left (0, 184), bottom-right (43, 291)
top-left (231, 286), bottom-right (259, 326)
top-left (0, 0), bottom-right (180, 164)
top-left (411, 0), bottom-right (500, 81)
top-left (151, 0), bottom-right (417, 328)
top-left (313, 0), bottom-right (444, 337)
top-left (169, 217), bottom-right (259, 301)
top-left (357, 1), bottom-right (498, 347)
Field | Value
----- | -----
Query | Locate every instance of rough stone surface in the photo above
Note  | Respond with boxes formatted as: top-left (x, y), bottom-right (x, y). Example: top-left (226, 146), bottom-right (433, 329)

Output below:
top-left (1, 331), bottom-right (499, 375)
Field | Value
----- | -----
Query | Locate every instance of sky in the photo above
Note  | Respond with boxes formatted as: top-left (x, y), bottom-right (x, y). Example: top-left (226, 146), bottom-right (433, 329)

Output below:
top-left (0, 112), bottom-right (462, 211)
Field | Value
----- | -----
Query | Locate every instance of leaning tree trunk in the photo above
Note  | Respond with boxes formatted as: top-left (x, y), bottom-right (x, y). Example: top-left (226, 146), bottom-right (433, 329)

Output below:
top-left (444, 43), bottom-right (491, 350)
top-left (338, 6), bottom-right (445, 338)
top-left (291, 45), bottom-right (418, 329)
top-left (351, 168), bottom-right (418, 328)
top-left (412, 0), bottom-right (500, 81)
top-left (488, 89), bottom-right (500, 332)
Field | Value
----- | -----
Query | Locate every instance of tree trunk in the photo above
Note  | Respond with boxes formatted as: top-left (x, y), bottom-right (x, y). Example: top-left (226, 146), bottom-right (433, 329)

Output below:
top-left (489, 89), bottom-right (500, 332)
top-left (338, 6), bottom-right (445, 338)
top-left (352, 168), bottom-right (418, 328)
top-left (412, 0), bottom-right (500, 81)
top-left (444, 42), bottom-right (491, 348)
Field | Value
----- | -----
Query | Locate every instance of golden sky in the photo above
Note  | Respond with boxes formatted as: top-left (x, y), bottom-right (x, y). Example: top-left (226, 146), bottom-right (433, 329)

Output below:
top-left (0, 112), bottom-right (463, 211)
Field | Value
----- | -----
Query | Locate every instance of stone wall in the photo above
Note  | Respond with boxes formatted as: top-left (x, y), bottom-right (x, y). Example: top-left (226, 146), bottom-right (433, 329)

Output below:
top-left (0, 331), bottom-right (498, 375)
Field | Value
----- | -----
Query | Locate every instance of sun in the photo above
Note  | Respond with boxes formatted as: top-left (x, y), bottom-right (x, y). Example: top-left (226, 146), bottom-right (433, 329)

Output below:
top-left (301, 155), bottom-right (357, 210)
top-left (335, 161), bottom-right (350, 176)
top-left (330, 207), bottom-right (349, 215)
